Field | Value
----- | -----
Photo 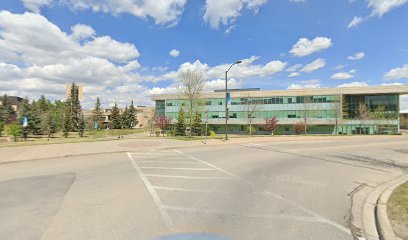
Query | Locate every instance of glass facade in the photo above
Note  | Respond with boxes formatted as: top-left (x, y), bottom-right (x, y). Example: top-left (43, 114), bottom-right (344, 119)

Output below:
top-left (154, 93), bottom-right (401, 135)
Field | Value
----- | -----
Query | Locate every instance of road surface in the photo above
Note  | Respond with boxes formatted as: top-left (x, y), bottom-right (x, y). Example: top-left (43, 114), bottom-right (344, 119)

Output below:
top-left (0, 137), bottom-right (407, 240)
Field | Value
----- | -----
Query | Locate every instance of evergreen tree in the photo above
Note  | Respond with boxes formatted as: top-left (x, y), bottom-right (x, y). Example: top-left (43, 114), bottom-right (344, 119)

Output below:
top-left (37, 95), bottom-right (50, 114)
top-left (175, 107), bottom-right (186, 136)
top-left (121, 105), bottom-right (129, 129)
top-left (0, 94), bottom-right (16, 123)
top-left (62, 102), bottom-right (71, 138)
top-left (30, 100), bottom-right (43, 135)
top-left (69, 83), bottom-right (82, 131)
top-left (0, 120), bottom-right (4, 136)
top-left (18, 98), bottom-right (31, 137)
top-left (128, 100), bottom-right (138, 128)
top-left (110, 102), bottom-right (122, 129)
top-left (78, 113), bottom-right (85, 137)
top-left (42, 109), bottom-right (57, 139)
top-left (54, 100), bottom-right (64, 130)
top-left (92, 97), bottom-right (103, 129)
top-left (191, 111), bottom-right (203, 136)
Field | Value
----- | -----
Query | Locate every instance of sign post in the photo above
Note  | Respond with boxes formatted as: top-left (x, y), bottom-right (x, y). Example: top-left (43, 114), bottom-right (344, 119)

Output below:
top-left (22, 117), bottom-right (28, 141)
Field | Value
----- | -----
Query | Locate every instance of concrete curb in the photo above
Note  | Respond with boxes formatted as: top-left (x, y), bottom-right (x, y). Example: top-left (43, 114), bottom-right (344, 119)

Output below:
top-left (361, 174), bottom-right (408, 240)
top-left (376, 176), bottom-right (408, 240)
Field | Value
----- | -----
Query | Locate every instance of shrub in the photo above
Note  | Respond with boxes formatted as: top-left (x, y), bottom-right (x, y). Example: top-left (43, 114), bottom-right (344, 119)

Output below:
top-left (209, 131), bottom-right (216, 137)
top-left (293, 122), bottom-right (306, 135)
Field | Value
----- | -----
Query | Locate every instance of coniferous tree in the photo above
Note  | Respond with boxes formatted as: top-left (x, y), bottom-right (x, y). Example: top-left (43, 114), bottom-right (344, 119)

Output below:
top-left (92, 97), bottom-right (103, 129)
top-left (42, 109), bottom-right (57, 139)
top-left (191, 111), bottom-right (203, 136)
top-left (18, 98), bottom-right (31, 137)
top-left (128, 100), bottom-right (138, 128)
top-left (54, 100), bottom-right (64, 130)
top-left (121, 105), bottom-right (129, 129)
top-left (37, 95), bottom-right (50, 114)
top-left (110, 102), bottom-right (122, 129)
top-left (63, 102), bottom-right (71, 138)
top-left (78, 113), bottom-right (85, 137)
top-left (0, 120), bottom-right (4, 136)
top-left (69, 83), bottom-right (82, 131)
top-left (0, 94), bottom-right (16, 123)
top-left (30, 100), bottom-right (43, 135)
top-left (175, 107), bottom-right (186, 136)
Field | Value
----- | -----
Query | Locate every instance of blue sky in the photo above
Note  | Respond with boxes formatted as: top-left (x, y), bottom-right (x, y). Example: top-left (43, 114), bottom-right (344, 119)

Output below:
top-left (0, 0), bottom-right (407, 110)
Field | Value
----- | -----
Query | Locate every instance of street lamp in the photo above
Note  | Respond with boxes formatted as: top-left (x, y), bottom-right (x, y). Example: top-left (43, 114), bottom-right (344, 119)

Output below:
top-left (225, 60), bottom-right (242, 140)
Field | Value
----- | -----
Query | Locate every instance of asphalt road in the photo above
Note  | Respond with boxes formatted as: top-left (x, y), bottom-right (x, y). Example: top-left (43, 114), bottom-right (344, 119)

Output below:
top-left (0, 137), bottom-right (407, 240)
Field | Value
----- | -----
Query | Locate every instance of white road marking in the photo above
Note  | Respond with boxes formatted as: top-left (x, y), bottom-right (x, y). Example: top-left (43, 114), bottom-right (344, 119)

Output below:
top-left (127, 152), bottom-right (176, 231)
top-left (247, 143), bottom-right (264, 147)
top-left (144, 174), bottom-right (232, 180)
top-left (152, 186), bottom-right (216, 193)
top-left (162, 205), bottom-right (324, 223)
top-left (173, 149), bottom-right (351, 235)
top-left (140, 167), bottom-right (216, 171)
top-left (131, 153), bottom-right (182, 156)
top-left (133, 161), bottom-right (199, 164)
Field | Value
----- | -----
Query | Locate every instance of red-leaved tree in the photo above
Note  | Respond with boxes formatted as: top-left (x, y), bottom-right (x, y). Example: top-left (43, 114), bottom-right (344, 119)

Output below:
top-left (155, 116), bottom-right (172, 136)
top-left (293, 122), bottom-right (306, 135)
top-left (263, 117), bottom-right (279, 135)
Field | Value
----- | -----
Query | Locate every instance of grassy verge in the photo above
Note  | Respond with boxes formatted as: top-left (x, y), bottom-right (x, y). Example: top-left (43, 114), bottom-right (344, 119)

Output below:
top-left (0, 128), bottom-right (145, 147)
top-left (388, 181), bottom-right (408, 240)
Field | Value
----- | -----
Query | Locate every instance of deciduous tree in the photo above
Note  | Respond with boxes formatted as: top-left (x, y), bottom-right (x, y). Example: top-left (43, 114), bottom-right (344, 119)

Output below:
top-left (293, 122), bottom-right (306, 135)
top-left (177, 69), bottom-right (206, 137)
top-left (155, 115), bottom-right (172, 136)
top-left (264, 117), bottom-right (279, 135)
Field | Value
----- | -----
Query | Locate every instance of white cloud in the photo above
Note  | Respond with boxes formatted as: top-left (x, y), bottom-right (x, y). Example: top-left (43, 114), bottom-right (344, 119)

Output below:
top-left (146, 56), bottom-right (287, 83)
top-left (384, 64), bottom-right (408, 80)
top-left (347, 16), bottom-right (364, 28)
top-left (337, 82), bottom-right (368, 88)
top-left (203, 0), bottom-right (268, 29)
top-left (0, 11), bottom-right (149, 108)
top-left (290, 37), bottom-right (332, 57)
top-left (21, 0), bottom-right (53, 13)
top-left (331, 69), bottom-right (356, 80)
top-left (287, 83), bottom-right (320, 90)
top-left (169, 49), bottom-right (180, 57)
top-left (347, 52), bottom-right (365, 61)
top-left (368, 0), bottom-right (408, 17)
top-left (300, 58), bottom-right (326, 73)
top-left (22, 0), bottom-right (187, 26)
top-left (288, 72), bottom-right (300, 78)
top-left (380, 82), bottom-right (404, 86)
top-left (333, 64), bottom-right (345, 70)
top-left (285, 64), bottom-right (302, 72)
top-left (70, 24), bottom-right (96, 41)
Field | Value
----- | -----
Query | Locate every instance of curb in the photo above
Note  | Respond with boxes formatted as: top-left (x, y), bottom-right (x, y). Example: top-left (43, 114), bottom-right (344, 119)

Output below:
top-left (376, 176), bottom-right (408, 240)
top-left (361, 174), bottom-right (408, 240)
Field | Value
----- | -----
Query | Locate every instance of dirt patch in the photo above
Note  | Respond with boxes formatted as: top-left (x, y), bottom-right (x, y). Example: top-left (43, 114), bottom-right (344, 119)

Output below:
top-left (388, 181), bottom-right (408, 240)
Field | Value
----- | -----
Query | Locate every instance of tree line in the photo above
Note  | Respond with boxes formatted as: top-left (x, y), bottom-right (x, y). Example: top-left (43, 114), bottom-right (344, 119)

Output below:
top-left (0, 83), bottom-right (138, 141)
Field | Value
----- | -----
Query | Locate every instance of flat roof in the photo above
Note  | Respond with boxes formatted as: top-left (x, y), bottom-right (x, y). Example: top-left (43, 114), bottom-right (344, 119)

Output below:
top-left (151, 85), bottom-right (408, 100)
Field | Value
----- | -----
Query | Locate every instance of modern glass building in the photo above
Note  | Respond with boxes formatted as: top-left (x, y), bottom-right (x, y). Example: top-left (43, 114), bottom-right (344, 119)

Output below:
top-left (151, 85), bottom-right (408, 135)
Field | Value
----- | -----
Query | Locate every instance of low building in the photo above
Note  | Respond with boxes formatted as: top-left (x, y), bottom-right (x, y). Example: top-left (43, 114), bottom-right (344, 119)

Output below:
top-left (151, 85), bottom-right (408, 135)
top-left (401, 112), bottom-right (408, 129)
top-left (83, 106), bottom-right (155, 129)
top-left (0, 95), bottom-right (23, 112)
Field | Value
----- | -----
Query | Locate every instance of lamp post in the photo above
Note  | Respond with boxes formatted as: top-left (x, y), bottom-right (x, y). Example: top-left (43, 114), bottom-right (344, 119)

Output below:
top-left (225, 60), bottom-right (242, 140)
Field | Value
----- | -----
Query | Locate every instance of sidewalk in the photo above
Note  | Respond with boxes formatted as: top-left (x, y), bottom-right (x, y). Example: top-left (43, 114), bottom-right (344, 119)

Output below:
top-left (0, 134), bottom-right (406, 164)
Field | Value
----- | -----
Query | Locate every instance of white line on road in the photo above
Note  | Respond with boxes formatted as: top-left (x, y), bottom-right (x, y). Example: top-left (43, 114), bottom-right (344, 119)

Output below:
top-left (144, 174), bottom-right (232, 180)
top-left (173, 149), bottom-right (351, 235)
top-left (140, 167), bottom-right (216, 171)
top-left (133, 161), bottom-right (199, 164)
top-left (127, 152), bottom-right (176, 231)
top-left (162, 205), bottom-right (324, 223)
top-left (152, 186), bottom-right (216, 193)
top-left (247, 143), bottom-right (264, 147)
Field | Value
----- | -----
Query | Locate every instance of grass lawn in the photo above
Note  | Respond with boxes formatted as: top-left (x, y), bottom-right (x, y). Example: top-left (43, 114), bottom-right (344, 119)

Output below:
top-left (388, 181), bottom-right (408, 240)
top-left (0, 128), bottom-right (145, 147)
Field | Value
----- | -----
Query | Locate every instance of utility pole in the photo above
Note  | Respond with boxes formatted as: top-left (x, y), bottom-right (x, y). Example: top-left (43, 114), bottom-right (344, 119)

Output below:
top-left (225, 60), bottom-right (242, 140)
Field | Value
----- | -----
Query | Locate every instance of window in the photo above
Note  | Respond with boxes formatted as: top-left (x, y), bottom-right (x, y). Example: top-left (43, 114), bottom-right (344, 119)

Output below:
top-left (205, 101), bottom-right (211, 106)
top-left (288, 98), bottom-right (292, 104)
top-left (219, 102), bottom-right (223, 105)
top-left (166, 102), bottom-right (173, 106)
